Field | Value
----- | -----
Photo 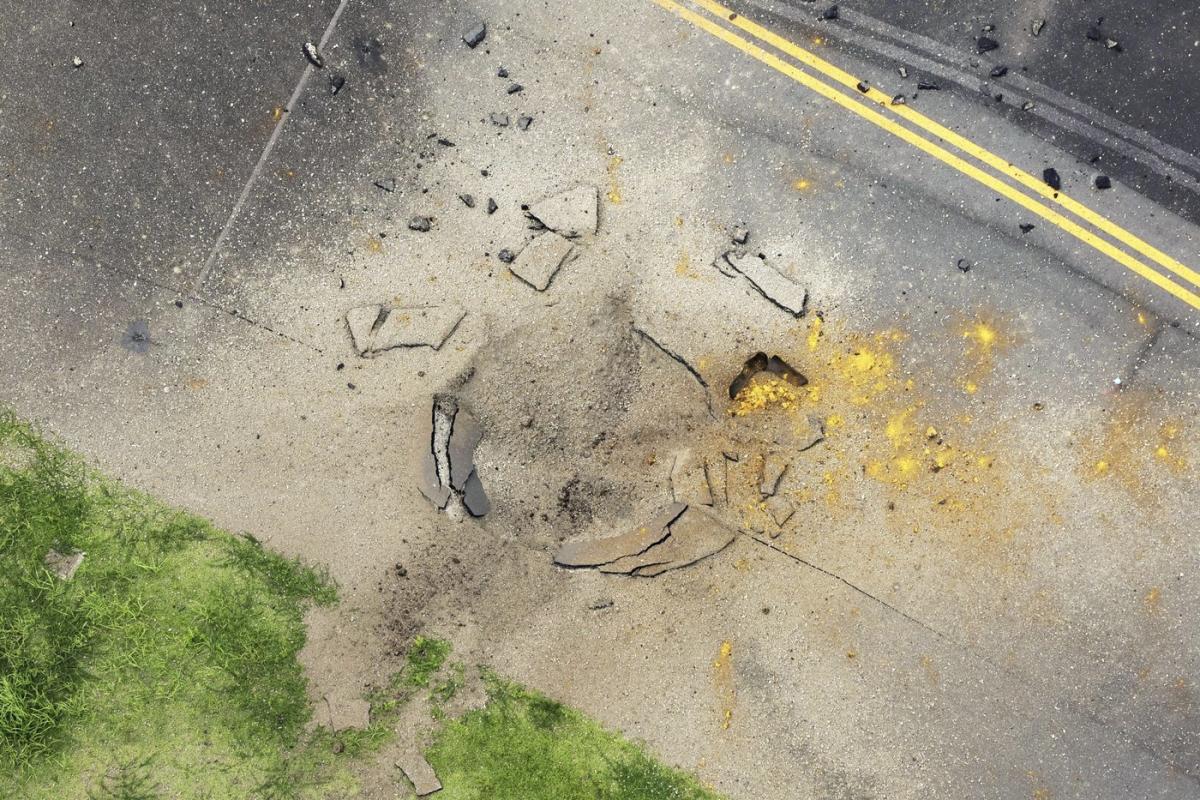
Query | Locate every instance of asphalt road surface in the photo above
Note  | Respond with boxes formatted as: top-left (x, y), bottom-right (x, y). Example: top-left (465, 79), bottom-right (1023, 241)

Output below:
top-left (2, 2), bottom-right (1198, 798)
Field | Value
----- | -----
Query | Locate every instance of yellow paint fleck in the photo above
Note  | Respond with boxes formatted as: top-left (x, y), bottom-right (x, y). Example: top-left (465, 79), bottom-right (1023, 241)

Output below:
top-left (964, 381), bottom-right (978, 395)
top-left (807, 315), bottom-right (823, 351)
top-left (1093, 459), bottom-right (1110, 476)
top-left (272, 105), bottom-right (284, 121)
top-left (722, 152), bottom-right (736, 164)
top-left (1144, 586), bottom-right (1162, 613)
top-left (606, 155), bottom-right (623, 203)
top-left (366, 238), bottom-right (383, 254)
top-left (713, 640), bottom-right (735, 730)
top-left (675, 251), bottom-right (700, 279)
top-left (1136, 310), bottom-right (1148, 326)
top-left (791, 177), bottom-right (811, 191)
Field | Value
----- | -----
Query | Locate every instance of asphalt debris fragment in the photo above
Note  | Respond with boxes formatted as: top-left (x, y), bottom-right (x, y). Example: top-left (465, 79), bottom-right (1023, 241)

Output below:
top-left (555, 503), bottom-right (685, 567)
top-left (731, 225), bottom-right (749, 245)
top-left (346, 305), bottom-right (465, 356)
top-left (1021, 100), bottom-right (1035, 111)
top-left (525, 185), bottom-right (599, 237)
top-left (729, 352), bottom-right (808, 399)
top-left (459, 193), bottom-right (476, 208)
top-left (497, 66), bottom-right (509, 78)
top-left (717, 252), bottom-right (808, 317)
top-left (1031, 19), bottom-right (1046, 37)
top-left (398, 755), bottom-right (442, 797)
top-left (490, 112), bottom-right (510, 127)
top-left (303, 42), bottom-right (324, 68)
top-left (1019, 223), bottom-right (1036, 234)
top-left (408, 216), bottom-right (433, 232)
top-left (1094, 175), bottom-right (1112, 190)
top-left (821, 5), bottom-right (839, 21)
top-left (329, 74), bottom-right (346, 95)
top-left (507, 83), bottom-right (524, 94)
top-left (374, 178), bottom-right (396, 193)
top-left (976, 36), bottom-right (999, 54)
top-left (44, 549), bottom-right (85, 581)
top-left (509, 232), bottom-right (574, 291)
top-left (890, 94), bottom-right (906, 106)
top-left (463, 22), bottom-right (486, 49)
top-left (990, 64), bottom-right (1008, 78)
top-left (497, 248), bottom-right (515, 263)
top-left (417, 396), bottom-right (490, 517)
top-left (517, 115), bottom-right (533, 131)
top-left (917, 80), bottom-right (940, 91)
top-left (598, 507), bottom-right (736, 577)
top-left (1042, 167), bottom-right (1061, 190)
top-left (486, 197), bottom-right (498, 215)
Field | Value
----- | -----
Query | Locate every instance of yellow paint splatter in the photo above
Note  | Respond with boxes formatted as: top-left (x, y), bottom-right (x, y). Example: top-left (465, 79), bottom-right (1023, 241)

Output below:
top-left (713, 640), bottom-right (735, 730)
top-left (675, 251), bottom-right (700, 279)
top-left (366, 238), bottom-right (383, 254)
top-left (731, 378), bottom-right (804, 416)
top-left (1144, 586), bottom-right (1162, 614)
top-left (791, 177), bottom-right (811, 191)
top-left (272, 105), bottom-right (284, 122)
top-left (606, 155), bottom-right (623, 203)
top-left (721, 152), bottom-right (736, 164)
top-left (807, 315), bottom-right (823, 351)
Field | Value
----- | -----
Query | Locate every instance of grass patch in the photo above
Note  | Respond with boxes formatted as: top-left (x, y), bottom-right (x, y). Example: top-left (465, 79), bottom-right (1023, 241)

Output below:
top-left (0, 411), bottom-right (343, 798)
top-left (426, 671), bottom-right (721, 800)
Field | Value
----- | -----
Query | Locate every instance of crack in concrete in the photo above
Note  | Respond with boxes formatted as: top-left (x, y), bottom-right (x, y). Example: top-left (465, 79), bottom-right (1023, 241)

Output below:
top-left (633, 326), bottom-right (716, 417)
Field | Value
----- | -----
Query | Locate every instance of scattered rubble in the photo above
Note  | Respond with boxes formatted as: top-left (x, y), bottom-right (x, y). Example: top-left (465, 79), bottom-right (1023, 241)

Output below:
top-left (44, 549), bottom-right (84, 581)
top-left (409, 216), bottom-right (433, 232)
top-left (715, 252), bottom-right (808, 317)
top-left (589, 598), bottom-right (615, 610)
top-left (398, 754), bottom-right (442, 797)
top-left (325, 696), bottom-right (370, 731)
top-left (463, 22), bottom-right (486, 49)
top-left (1042, 167), bottom-right (1061, 190)
top-left (728, 352), bottom-right (808, 399)
top-left (508, 232), bottom-right (574, 291)
top-left (303, 42), bottom-right (324, 68)
top-left (416, 397), bottom-right (490, 517)
top-left (524, 186), bottom-right (598, 238)
top-left (346, 305), bottom-right (465, 356)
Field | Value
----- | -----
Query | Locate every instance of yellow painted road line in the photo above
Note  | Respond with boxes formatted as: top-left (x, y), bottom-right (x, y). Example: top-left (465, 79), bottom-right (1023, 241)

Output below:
top-left (649, 0), bottom-right (1200, 310)
top-left (690, 0), bottom-right (1200, 293)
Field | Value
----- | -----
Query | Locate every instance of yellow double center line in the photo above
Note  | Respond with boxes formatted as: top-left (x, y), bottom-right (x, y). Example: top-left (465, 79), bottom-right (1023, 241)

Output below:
top-left (651, 0), bottom-right (1200, 311)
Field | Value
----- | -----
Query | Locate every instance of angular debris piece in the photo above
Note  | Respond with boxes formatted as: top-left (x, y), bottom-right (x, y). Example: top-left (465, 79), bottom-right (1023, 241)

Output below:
top-left (917, 80), bottom-right (940, 91)
top-left (1094, 175), bottom-right (1112, 190)
top-left (329, 74), bottom-right (346, 95)
top-left (459, 193), bottom-right (476, 208)
top-left (507, 83), bottom-right (524, 94)
top-left (976, 36), bottom-right (999, 54)
top-left (729, 352), bottom-right (808, 399)
top-left (498, 248), bottom-right (515, 263)
top-left (346, 305), bottom-right (465, 356)
top-left (555, 503), bottom-right (687, 567)
top-left (898, 66), bottom-right (909, 78)
top-left (409, 216), bottom-right (432, 232)
top-left (374, 178), bottom-right (396, 193)
top-left (303, 42), bottom-right (325, 68)
top-left (497, 66), bottom-right (509, 78)
top-left (326, 697), bottom-right (370, 731)
top-left (490, 112), bottom-right (509, 127)
top-left (1019, 223), bottom-right (1036, 234)
top-left (525, 186), bottom-right (598, 238)
top-left (670, 450), bottom-right (713, 506)
top-left (765, 496), bottom-right (795, 528)
top-left (517, 115), bottom-right (533, 131)
top-left (398, 754), bottom-right (443, 796)
top-left (509, 232), bottom-right (574, 291)
top-left (821, 5), bottom-right (839, 21)
top-left (600, 507), bottom-right (736, 577)
top-left (1021, 100), bottom-right (1035, 111)
top-left (731, 226), bottom-right (749, 245)
top-left (856, 81), bottom-right (869, 93)
top-left (890, 94), bottom-right (906, 106)
top-left (416, 404), bottom-right (451, 509)
top-left (1031, 19), bottom-right (1045, 37)
top-left (486, 197), bottom-right (498, 214)
top-left (463, 469), bottom-right (490, 517)
top-left (990, 65), bottom-right (1008, 78)
top-left (44, 549), bottom-right (85, 581)
top-left (760, 454), bottom-right (789, 497)
top-left (71, 56), bottom-right (84, 69)
top-left (705, 458), bottom-right (728, 507)
top-left (956, 258), bottom-right (972, 273)
top-left (1042, 167), bottom-right (1061, 190)
top-left (447, 411), bottom-right (483, 491)
top-left (463, 22), bottom-right (486, 48)
top-left (720, 252), bottom-right (808, 317)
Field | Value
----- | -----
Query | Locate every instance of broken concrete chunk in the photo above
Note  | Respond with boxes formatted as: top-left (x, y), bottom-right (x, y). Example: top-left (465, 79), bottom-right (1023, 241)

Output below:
top-left (416, 404), bottom-right (451, 509)
top-left (524, 186), bottom-right (598, 238)
top-left (1031, 19), bottom-right (1045, 36)
top-left (765, 495), bottom-right (795, 528)
top-left (44, 549), bottom-right (84, 581)
top-left (555, 503), bottom-right (686, 567)
top-left (303, 42), bottom-right (325, 68)
top-left (462, 22), bottom-right (486, 48)
top-left (720, 252), bottom-right (808, 317)
top-left (409, 216), bottom-right (432, 232)
top-left (731, 226), bottom-right (749, 245)
top-left (601, 507), bottom-right (736, 577)
top-left (326, 696), bottom-right (370, 732)
top-left (463, 469), bottom-right (490, 517)
top-left (509, 232), bottom-right (574, 291)
top-left (347, 305), bottom-right (465, 356)
top-left (759, 454), bottom-right (789, 497)
top-left (670, 450), bottom-right (713, 506)
top-left (517, 115), bottom-right (533, 130)
top-left (490, 112), bottom-right (509, 127)
top-left (976, 36), bottom-right (999, 53)
top-left (447, 410), bottom-right (483, 491)
top-left (398, 754), bottom-right (443, 796)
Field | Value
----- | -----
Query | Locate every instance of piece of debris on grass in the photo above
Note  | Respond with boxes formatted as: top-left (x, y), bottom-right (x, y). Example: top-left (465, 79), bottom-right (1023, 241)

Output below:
top-left (409, 216), bottom-right (433, 232)
top-left (717, 252), bottom-right (808, 317)
top-left (1042, 167), bottom-right (1061, 190)
top-left (555, 503), bottom-right (686, 567)
top-left (509, 232), bottom-right (574, 291)
top-left (44, 549), bottom-right (85, 581)
top-left (525, 185), bottom-right (599, 238)
top-left (463, 22), bottom-right (486, 49)
top-left (303, 42), bottom-right (324, 68)
top-left (398, 754), bottom-right (442, 797)
top-left (346, 305), bottom-right (465, 356)
top-left (1094, 175), bottom-right (1112, 190)
top-left (325, 696), bottom-right (370, 732)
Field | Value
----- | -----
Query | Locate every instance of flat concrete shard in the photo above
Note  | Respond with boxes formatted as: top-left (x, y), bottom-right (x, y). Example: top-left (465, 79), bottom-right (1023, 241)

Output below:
top-left (416, 398), bottom-right (489, 517)
top-left (555, 503), bottom-right (686, 567)
top-left (718, 252), bottom-right (808, 317)
top-left (524, 186), bottom-right (598, 238)
top-left (398, 754), bottom-right (442, 796)
top-left (599, 507), bottom-right (736, 577)
top-left (416, 402), bottom-right (451, 509)
top-left (44, 549), bottom-right (85, 581)
top-left (509, 232), bottom-right (574, 291)
top-left (347, 305), bottom-right (465, 356)
top-left (670, 450), bottom-right (713, 506)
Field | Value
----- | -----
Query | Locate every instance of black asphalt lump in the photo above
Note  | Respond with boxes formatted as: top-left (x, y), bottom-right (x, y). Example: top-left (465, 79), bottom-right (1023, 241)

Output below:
top-left (976, 36), bottom-right (999, 54)
top-left (302, 41), bottom-right (324, 68)
top-left (463, 22), bottom-right (486, 49)
top-left (1042, 167), bottom-right (1062, 190)
top-left (408, 216), bottom-right (433, 232)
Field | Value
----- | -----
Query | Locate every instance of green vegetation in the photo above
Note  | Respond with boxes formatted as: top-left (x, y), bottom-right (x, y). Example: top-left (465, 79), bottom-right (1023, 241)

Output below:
top-left (0, 411), bottom-right (339, 798)
top-left (426, 672), bottom-right (721, 800)
top-left (1, 410), bottom-right (721, 799)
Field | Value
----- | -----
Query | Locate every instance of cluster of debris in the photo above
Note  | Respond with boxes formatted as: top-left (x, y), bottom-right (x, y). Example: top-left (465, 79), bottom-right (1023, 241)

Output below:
top-left (506, 185), bottom-right (599, 291)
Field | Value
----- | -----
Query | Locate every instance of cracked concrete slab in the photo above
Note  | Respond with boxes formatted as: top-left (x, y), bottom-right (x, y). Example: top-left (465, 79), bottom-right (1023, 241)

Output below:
top-left (555, 503), bottom-right (687, 568)
top-left (509, 232), bottom-right (574, 291)
top-left (398, 753), bottom-right (442, 796)
top-left (347, 305), bottom-right (465, 356)
top-left (524, 185), bottom-right (598, 237)
top-left (599, 507), bottom-right (737, 576)
top-left (721, 252), bottom-right (809, 317)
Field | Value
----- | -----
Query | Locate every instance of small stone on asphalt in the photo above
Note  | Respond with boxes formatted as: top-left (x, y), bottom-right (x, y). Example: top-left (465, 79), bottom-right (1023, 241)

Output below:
top-left (1094, 175), bottom-right (1112, 190)
top-left (507, 83), bottom-right (523, 94)
top-left (1042, 167), bottom-right (1061, 190)
top-left (990, 65), bottom-right (1008, 78)
top-left (329, 74), bottom-right (345, 94)
top-left (303, 42), bottom-right (324, 68)
top-left (498, 249), bottom-right (515, 263)
top-left (490, 112), bottom-right (509, 127)
top-left (459, 193), bottom-right (476, 208)
top-left (463, 22), bottom-right (486, 49)
top-left (1032, 19), bottom-right (1046, 36)
top-left (408, 216), bottom-right (432, 232)
top-left (517, 115), bottom-right (533, 130)
top-left (976, 36), bottom-right (999, 53)
top-left (821, 5), bottom-right (838, 20)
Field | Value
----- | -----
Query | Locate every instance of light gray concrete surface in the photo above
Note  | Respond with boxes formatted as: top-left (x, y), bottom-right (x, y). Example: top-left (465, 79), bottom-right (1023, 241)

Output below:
top-left (2, 1), bottom-right (1198, 798)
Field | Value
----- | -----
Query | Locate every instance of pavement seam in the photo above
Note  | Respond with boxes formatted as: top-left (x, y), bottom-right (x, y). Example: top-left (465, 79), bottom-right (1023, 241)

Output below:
top-left (191, 0), bottom-right (353, 293)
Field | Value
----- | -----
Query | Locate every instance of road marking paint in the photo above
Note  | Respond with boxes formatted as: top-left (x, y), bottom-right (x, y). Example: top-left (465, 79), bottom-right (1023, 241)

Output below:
top-left (648, 0), bottom-right (1200, 310)
top-left (691, 0), bottom-right (1200, 292)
